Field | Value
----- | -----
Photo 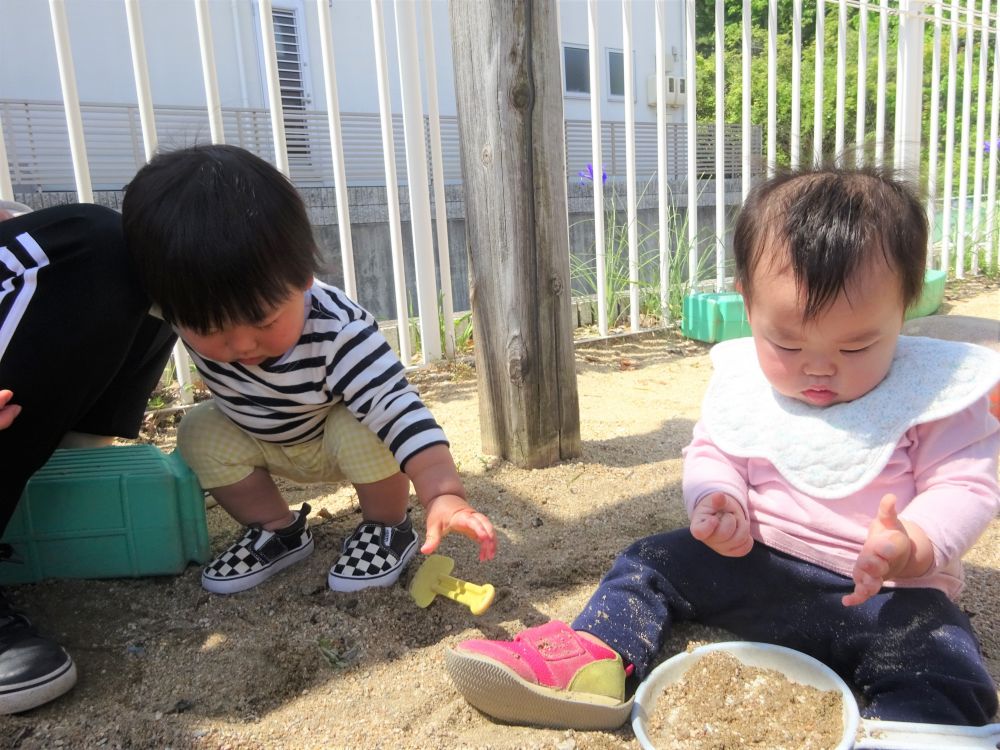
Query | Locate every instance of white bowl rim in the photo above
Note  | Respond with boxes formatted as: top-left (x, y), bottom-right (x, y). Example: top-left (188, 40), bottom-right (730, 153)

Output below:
top-left (630, 641), bottom-right (861, 750)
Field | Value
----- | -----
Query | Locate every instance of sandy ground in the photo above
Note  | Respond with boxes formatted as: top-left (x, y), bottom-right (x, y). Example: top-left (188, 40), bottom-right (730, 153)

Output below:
top-left (2, 280), bottom-right (998, 750)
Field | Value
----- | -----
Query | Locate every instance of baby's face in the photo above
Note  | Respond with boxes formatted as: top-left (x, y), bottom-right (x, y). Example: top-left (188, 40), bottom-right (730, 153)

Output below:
top-left (745, 259), bottom-right (906, 406)
top-left (177, 288), bottom-right (308, 366)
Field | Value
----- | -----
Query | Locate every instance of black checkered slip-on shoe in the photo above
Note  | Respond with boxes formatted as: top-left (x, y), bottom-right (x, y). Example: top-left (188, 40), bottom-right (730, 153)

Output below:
top-left (202, 503), bottom-right (314, 594)
top-left (327, 518), bottom-right (418, 593)
top-left (0, 547), bottom-right (77, 714)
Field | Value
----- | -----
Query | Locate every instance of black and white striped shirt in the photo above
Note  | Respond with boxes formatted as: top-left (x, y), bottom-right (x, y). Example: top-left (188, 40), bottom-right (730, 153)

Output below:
top-left (186, 280), bottom-right (448, 470)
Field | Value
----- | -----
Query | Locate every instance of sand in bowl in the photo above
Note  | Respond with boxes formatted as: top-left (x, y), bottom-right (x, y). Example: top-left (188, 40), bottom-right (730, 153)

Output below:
top-left (646, 651), bottom-right (844, 750)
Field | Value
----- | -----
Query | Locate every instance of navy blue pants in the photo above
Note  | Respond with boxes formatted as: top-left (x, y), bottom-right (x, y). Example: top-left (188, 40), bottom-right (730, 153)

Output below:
top-left (572, 529), bottom-right (998, 725)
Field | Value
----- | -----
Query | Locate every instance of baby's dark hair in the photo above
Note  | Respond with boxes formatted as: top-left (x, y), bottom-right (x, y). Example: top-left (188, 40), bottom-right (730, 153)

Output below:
top-left (732, 165), bottom-right (927, 320)
top-left (122, 144), bottom-right (320, 332)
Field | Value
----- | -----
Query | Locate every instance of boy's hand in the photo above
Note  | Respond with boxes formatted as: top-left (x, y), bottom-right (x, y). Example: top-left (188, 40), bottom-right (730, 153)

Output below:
top-left (421, 494), bottom-right (496, 561)
top-left (843, 494), bottom-right (915, 607)
top-left (0, 390), bottom-right (21, 430)
top-left (690, 492), bottom-right (753, 557)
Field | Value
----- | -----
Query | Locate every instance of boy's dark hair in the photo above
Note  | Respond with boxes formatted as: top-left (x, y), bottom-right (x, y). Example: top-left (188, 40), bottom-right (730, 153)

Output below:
top-left (733, 166), bottom-right (927, 320)
top-left (122, 144), bottom-right (320, 332)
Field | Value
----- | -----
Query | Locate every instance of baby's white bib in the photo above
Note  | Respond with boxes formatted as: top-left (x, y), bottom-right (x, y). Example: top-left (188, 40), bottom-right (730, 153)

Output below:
top-left (701, 336), bottom-right (1000, 499)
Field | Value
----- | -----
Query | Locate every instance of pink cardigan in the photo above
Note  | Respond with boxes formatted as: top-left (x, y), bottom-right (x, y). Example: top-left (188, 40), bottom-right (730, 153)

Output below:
top-left (682, 397), bottom-right (1000, 599)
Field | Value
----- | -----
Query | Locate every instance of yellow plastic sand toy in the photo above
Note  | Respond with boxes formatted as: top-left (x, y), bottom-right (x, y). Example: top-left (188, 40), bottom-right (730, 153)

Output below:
top-left (409, 554), bottom-right (495, 616)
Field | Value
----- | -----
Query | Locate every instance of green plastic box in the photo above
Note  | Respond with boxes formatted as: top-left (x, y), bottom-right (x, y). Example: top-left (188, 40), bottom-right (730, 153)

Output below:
top-left (905, 268), bottom-right (947, 320)
top-left (681, 292), bottom-right (752, 344)
top-left (0, 445), bottom-right (210, 585)
top-left (682, 268), bottom-right (946, 344)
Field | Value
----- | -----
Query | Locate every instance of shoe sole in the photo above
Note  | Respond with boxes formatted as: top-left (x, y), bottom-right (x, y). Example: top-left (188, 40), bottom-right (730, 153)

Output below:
top-left (445, 648), bottom-right (633, 731)
top-left (202, 536), bottom-right (315, 594)
top-left (0, 655), bottom-right (77, 714)
top-left (327, 536), bottom-right (417, 593)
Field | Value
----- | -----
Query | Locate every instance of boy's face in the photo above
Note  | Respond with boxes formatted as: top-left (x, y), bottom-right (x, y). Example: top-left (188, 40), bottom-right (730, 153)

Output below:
top-left (744, 251), bottom-right (906, 406)
top-left (177, 287), bottom-right (308, 366)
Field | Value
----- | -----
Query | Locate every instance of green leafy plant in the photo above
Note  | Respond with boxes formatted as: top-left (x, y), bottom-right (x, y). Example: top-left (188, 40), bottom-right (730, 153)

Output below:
top-left (571, 177), bottom-right (726, 328)
top-left (931, 199), bottom-right (1000, 278)
top-left (317, 637), bottom-right (359, 670)
top-left (438, 292), bottom-right (474, 354)
top-left (570, 179), bottom-right (663, 328)
top-left (408, 292), bottom-right (475, 360)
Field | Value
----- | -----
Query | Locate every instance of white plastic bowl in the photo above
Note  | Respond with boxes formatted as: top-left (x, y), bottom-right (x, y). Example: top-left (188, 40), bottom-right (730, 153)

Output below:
top-left (630, 641), bottom-right (859, 750)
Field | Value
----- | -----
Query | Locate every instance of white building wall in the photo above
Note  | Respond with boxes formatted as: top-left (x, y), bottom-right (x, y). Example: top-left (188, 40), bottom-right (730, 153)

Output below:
top-left (558, 0), bottom-right (685, 125)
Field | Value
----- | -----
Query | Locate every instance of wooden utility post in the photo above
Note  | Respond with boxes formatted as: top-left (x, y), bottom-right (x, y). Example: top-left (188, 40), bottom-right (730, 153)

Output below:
top-left (449, 0), bottom-right (581, 468)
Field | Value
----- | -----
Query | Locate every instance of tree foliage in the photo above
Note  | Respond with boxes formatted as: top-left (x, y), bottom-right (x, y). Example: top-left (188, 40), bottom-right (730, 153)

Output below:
top-left (692, 1), bottom-right (984, 176)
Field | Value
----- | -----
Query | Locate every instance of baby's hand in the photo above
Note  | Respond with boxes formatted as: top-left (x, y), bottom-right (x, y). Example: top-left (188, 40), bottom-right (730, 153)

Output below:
top-left (0, 390), bottom-right (21, 431)
top-left (421, 494), bottom-right (497, 562)
top-left (690, 492), bottom-right (753, 557)
top-left (842, 494), bottom-right (912, 607)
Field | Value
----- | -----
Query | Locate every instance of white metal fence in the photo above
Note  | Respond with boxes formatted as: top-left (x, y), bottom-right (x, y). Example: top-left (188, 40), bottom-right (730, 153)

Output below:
top-left (1, 100), bottom-right (448, 190)
top-left (2, 101), bottom-right (752, 191)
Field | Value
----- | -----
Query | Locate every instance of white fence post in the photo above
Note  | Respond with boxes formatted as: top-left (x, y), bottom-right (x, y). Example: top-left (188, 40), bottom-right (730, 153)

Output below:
top-left (655, 0), bottom-right (672, 321)
top-left (623, 0), bottom-right (640, 330)
top-left (316, 0), bottom-right (358, 300)
top-left (715, 0), bottom-right (726, 291)
top-left (767, 0), bottom-right (777, 176)
top-left (855, 1), bottom-right (869, 166)
top-left (896, 0), bottom-right (926, 180)
top-left (791, 0), bottom-right (802, 169)
top-left (256, 0), bottom-right (289, 176)
top-left (956, 0), bottom-right (975, 279)
top-left (926, 0), bottom-right (944, 265)
top-left (835, 0), bottom-right (847, 164)
top-left (813, 0), bottom-right (825, 166)
top-left (48, 0), bottom-right (93, 203)
top-left (876, 0), bottom-right (889, 166)
top-left (124, 0), bottom-right (157, 161)
top-left (370, 0), bottom-right (412, 363)
top-left (194, 0), bottom-right (226, 145)
top-left (987, 0), bottom-right (1000, 272)
top-left (0, 112), bottom-right (12, 201)
top-left (393, 0), bottom-right (440, 363)
top-left (742, 0), bottom-right (753, 191)
top-left (971, 0), bottom-right (991, 275)
top-left (420, 0), bottom-right (457, 355)
top-left (685, 0), bottom-right (698, 287)
top-left (587, 0), bottom-right (608, 336)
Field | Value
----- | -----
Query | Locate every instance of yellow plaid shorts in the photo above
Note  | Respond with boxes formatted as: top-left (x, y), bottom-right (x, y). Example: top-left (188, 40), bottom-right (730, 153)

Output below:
top-left (177, 400), bottom-right (400, 490)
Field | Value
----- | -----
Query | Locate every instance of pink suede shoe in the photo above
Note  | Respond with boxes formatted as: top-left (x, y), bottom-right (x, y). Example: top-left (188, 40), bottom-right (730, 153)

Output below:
top-left (445, 620), bottom-right (633, 730)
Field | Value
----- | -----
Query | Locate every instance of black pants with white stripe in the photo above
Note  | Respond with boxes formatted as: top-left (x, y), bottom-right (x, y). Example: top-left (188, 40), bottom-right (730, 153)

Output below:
top-left (0, 203), bottom-right (175, 533)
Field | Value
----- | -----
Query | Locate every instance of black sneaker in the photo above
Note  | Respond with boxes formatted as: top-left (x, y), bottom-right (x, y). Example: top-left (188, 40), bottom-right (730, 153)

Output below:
top-left (0, 573), bottom-right (77, 714)
top-left (327, 517), bottom-right (418, 592)
top-left (202, 503), bottom-right (315, 594)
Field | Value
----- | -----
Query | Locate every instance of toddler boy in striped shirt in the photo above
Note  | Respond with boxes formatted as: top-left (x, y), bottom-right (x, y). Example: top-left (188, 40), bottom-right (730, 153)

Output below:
top-left (122, 144), bottom-right (496, 594)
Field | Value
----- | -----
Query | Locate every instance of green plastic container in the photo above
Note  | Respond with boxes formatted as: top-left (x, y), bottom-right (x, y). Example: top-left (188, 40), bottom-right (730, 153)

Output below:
top-left (0, 445), bottom-right (210, 585)
top-left (905, 268), bottom-right (947, 320)
top-left (682, 268), bottom-right (946, 344)
top-left (681, 292), bottom-right (752, 344)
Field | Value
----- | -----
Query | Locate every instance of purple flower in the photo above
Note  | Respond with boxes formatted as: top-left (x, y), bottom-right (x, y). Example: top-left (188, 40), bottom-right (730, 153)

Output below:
top-left (984, 139), bottom-right (1000, 154)
top-left (578, 163), bottom-right (608, 186)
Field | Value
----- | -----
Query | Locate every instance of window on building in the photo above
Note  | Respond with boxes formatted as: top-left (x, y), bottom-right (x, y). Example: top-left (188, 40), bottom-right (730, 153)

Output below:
top-left (563, 45), bottom-right (589, 95)
top-left (271, 6), bottom-right (310, 164)
top-left (608, 49), bottom-right (625, 98)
